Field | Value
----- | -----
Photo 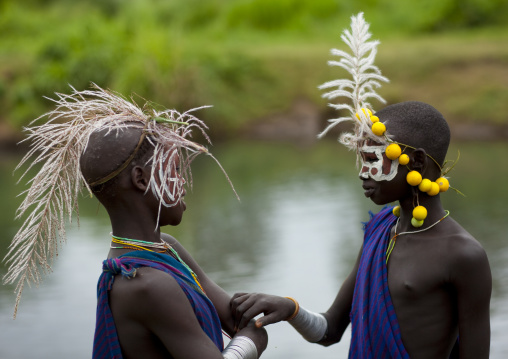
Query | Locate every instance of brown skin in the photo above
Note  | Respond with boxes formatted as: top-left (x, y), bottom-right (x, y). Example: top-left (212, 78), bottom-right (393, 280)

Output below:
top-left (231, 146), bottom-right (491, 358)
top-left (100, 155), bottom-right (268, 359)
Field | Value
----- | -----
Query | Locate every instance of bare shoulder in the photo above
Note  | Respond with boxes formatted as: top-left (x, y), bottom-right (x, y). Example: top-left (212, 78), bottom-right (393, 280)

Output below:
top-left (111, 266), bottom-right (187, 321)
top-left (109, 258), bottom-right (227, 358)
top-left (160, 233), bottom-right (189, 259)
top-left (441, 218), bottom-right (490, 281)
top-left (161, 232), bottom-right (179, 246)
top-left (160, 232), bottom-right (202, 275)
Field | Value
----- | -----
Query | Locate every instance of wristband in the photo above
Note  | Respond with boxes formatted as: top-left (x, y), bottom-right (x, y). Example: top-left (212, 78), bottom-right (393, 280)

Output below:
top-left (288, 306), bottom-right (328, 343)
top-left (222, 336), bottom-right (258, 359)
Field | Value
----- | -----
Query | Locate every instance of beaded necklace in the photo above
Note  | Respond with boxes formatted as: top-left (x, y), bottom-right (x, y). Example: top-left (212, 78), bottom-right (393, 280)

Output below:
top-left (110, 234), bottom-right (204, 292)
top-left (385, 210), bottom-right (450, 265)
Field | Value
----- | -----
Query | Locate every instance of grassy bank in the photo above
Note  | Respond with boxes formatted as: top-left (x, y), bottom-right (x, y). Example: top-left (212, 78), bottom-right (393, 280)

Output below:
top-left (1, 0), bottom-right (507, 139)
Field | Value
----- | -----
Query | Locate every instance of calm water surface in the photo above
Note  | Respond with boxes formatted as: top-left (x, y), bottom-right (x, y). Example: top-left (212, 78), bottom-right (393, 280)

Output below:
top-left (0, 140), bottom-right (506, 358)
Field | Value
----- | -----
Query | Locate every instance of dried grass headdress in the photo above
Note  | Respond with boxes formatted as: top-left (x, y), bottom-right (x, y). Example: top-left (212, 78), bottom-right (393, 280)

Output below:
top-left (318, 12), bottom-right (389, 157)
top-left (3, 84), bottom-right (236, 317)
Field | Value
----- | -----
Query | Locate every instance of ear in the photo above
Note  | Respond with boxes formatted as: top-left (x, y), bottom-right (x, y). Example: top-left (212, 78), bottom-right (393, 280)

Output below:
top-left (131, 165), bottom-right (150, 191)
top-left (410, 148), bottom-right (428, 173)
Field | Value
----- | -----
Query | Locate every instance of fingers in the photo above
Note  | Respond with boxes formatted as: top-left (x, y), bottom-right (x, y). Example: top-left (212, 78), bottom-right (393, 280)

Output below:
top-left (255, 312), bottom-right (284, 328)
top-left (231, 293), bottom-right (262, 331)
top-left (230, 292), bottom-right (249, 330)
top-left (231, 293), bottom-right (294, 331)
top-left (231, 293), bottom-right (248, 301)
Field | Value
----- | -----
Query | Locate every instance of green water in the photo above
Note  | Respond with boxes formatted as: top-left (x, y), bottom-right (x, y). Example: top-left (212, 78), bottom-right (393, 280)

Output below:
top-left (0, 140), bottom-right (507, 358)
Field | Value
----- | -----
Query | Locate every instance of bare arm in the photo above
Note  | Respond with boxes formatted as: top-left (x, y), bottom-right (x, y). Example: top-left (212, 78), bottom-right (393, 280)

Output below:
top-left (112, 267), bottom-right (227, 359)
top-left (451, 239), bottom-right (491, 358)
top-left (230, 244), bottom-right (364, 347)
top-left (319, 244), bottom-right (363, 346)
top-left (163, 233), bottom-right (268, 355)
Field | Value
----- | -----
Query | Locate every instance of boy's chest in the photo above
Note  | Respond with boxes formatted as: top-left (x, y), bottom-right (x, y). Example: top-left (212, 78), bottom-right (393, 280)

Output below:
top-left (386, 238), bottom-right (451, 301)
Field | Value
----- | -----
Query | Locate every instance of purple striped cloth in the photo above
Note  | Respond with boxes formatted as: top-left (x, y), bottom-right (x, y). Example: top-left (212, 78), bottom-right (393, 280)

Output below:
top-left (349, 207), bottom-right (409, 359)
top-left (92, 251), bottom-right (224, 359)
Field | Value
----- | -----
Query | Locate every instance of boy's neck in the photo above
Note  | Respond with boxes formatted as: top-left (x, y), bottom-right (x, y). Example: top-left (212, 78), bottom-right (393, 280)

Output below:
top-left (108, 211), bottom-right (162, 244)
top-left (397, 196), bottom-right (446, 233)
top-left (110, 226), bottom-right (162, 243)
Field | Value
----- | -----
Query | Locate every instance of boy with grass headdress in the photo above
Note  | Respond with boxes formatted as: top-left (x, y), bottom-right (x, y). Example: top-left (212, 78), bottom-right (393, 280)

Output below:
top-left (230, 13), bottom-right (491, 358)
top-left (4, 84), bottom-right (267, 358)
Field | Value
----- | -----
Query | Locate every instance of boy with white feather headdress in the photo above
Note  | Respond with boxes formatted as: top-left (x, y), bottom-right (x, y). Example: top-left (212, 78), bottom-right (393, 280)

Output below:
top-left (4, 84), bottom-right (267, 358)
top-left (231, 13), bottom-right (491, 358)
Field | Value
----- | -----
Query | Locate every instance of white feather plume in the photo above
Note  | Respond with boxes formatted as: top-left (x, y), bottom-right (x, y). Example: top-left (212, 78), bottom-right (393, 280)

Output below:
top-left (318, 12), bottom-right (389, 147)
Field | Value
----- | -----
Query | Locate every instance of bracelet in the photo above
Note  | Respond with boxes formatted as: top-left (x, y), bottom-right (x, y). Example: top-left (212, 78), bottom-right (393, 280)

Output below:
top-left (284, 297), bottom-right (300, 321)
top-left (287, 306), bottom-right (328, 343)
top-left (222, 336), bottom-right (258, 359)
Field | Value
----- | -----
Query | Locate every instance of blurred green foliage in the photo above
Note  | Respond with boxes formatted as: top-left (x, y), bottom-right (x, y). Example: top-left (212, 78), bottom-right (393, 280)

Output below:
top-left (1, 0), bottom-right (507, 135)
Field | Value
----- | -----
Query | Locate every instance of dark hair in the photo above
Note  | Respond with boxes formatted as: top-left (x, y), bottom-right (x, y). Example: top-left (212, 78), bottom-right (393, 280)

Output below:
top-left (375, 101), bottom-right (450, 166)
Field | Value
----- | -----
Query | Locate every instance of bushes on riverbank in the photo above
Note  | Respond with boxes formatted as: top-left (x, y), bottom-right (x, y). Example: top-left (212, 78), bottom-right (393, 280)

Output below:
top-left (1, 0), bottom-right (507, 137)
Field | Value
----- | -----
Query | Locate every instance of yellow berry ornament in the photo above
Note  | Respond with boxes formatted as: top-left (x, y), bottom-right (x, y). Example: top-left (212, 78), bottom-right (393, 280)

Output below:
top-left (436, 177), bottom-right (449, 192)
top-left (370, 115), bottom-right (380, 123)
top-left (427, 182), bottom-right (440, 196)
top-left (385, 144), bottom-right (402, 160)
top-left (355, 108), bottom-right (372, 121)
top-left (411, 218), bottom-right (424, 228)
top-left (392, 205), bottom-right (400, 217)
top-left (372, 122), bottom-right (386, 136)
top-left (406, 171), bottom-right (422, 186)
top-left (418, 178), bottom-right (432, 192)
top-left (398, 154), bottom-right (410, 165)
top-left (412, 206), bottom-right (427, 221)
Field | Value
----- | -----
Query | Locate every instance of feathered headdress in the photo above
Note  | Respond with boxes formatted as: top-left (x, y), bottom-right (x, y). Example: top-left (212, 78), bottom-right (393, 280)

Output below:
top-left (318, 12), bottom-right (389, 154)
top-left (3, 84), bottom-right (236, 317)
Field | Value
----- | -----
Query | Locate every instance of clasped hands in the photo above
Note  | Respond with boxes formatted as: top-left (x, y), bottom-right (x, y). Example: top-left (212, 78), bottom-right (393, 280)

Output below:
top-left (230, 293), bottom-right (297, 332)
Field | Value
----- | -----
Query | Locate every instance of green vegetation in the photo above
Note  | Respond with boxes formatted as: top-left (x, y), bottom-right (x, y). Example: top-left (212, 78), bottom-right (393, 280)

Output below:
top-left (1, 0), bottom-right (507, 137)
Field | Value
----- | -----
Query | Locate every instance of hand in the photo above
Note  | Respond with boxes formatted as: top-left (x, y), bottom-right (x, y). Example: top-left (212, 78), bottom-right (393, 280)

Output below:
top-left (230, 293), bottom-right (297, 332)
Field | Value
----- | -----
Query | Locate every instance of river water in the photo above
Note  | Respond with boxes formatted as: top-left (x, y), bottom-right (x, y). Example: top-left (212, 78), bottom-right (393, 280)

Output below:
top-left (0, 139), bottom-right (506, 358)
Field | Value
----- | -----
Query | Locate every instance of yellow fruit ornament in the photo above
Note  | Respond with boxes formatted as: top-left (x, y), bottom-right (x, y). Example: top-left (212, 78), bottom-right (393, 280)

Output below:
top-left (370, 115), bottom-right (380, 123)
top-left (406, 170), bottom-right (422, 186)
top-left (355, 108), bottom-right (372, 121)
top-left (412, 205), bottom-right (427, 221)
top-left (398, 154), bottom-right (409, 165)
top-left (427, 182), bottom-right (440, 196)
top-left (372, 122), bottom-right (386, 136)
top-left (418, 178), bottom-right (432, 192)
top-left (385, 144), bottom-right (402, 160)
top-left (411, 218), bottom-right (424, 228)
top-left (392, 205), bottom-right (400, 217)
top-left (436, 177), bottom-right (449, 192)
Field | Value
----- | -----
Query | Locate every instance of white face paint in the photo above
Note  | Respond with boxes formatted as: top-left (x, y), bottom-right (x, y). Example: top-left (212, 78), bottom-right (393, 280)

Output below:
top-left (148, 146), bottom-right (186, 208)
top-left (359, 141), bottom-right (399, 181)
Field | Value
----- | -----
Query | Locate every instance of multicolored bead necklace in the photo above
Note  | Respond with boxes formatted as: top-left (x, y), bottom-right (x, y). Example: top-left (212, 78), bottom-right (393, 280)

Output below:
top-left (110, 234), bottom-right (204, 292)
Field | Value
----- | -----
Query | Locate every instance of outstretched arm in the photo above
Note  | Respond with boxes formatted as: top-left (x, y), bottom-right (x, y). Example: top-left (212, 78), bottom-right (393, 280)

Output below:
top-left (230, 244), bottom-right (364, 346)
top-left (319, 244), bottom-right (362, 346)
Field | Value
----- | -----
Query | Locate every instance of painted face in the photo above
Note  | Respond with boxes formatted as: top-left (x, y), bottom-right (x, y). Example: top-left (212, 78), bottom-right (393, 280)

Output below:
top-left (149, 146), bottom-right (186, 208)
top-left (359, 139), bottom-right (399, 182)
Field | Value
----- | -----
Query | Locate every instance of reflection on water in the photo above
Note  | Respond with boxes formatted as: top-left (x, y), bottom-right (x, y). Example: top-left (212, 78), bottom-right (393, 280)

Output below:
top-left (0, 140), bottom-right (507, 358)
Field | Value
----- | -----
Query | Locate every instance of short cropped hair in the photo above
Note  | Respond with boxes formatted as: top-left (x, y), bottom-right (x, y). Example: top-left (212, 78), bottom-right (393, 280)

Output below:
top-left (375, 101), bottom-right (450, 166)
top-left (80, 125), bottom-right (154, 194)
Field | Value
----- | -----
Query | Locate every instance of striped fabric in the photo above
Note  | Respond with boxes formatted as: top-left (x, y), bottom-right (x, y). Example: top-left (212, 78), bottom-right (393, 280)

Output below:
top-left (93, 251), bottom-right (224, 359)
top-left (349, 207), bottom-right (409, 359)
